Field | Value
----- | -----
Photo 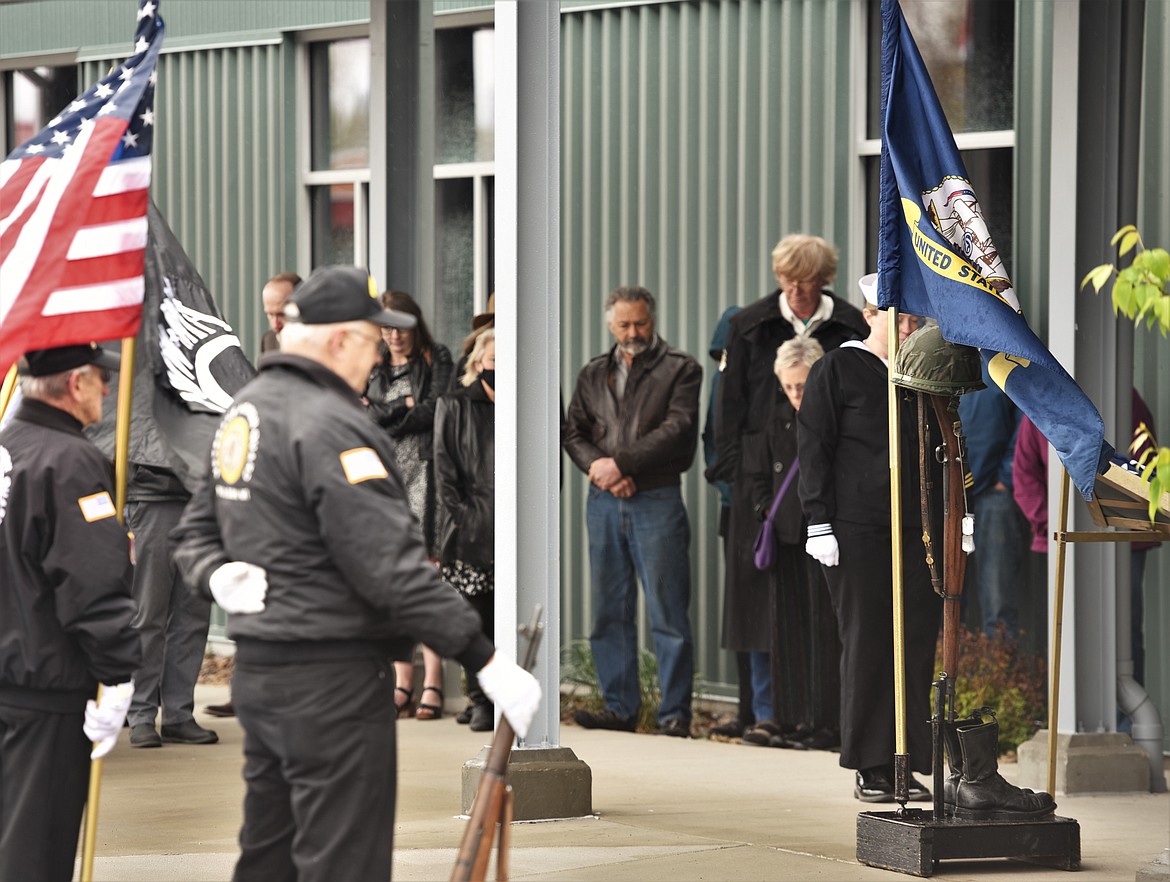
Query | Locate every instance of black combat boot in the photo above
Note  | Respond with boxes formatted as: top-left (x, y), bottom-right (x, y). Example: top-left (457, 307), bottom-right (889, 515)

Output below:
top-left (954, 718), bottom-right (1056, 820)
top-left (941, 718), bottom-right (984, 815)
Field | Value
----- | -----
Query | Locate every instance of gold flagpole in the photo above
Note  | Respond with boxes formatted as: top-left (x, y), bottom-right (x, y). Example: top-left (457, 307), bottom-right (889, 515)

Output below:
top-left (887, 307), bottom-right (908, 797)
top-left (80, 336), bottom-right (136, 882)
top-left (1046, 466), bottom-right (1072, 797)
top-left (0, 365), bottom-right (17, 419)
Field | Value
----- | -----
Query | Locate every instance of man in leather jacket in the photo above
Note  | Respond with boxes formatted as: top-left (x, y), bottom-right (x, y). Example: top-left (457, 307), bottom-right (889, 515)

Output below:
top-left (563, 285), bottom-right (702, 738)
top-left (172, 266), bottom-right (540, 882)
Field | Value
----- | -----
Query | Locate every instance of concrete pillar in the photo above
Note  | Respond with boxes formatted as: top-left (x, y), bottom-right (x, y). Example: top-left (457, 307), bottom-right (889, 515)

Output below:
top-left (369, 0), bottom-right (435, 314)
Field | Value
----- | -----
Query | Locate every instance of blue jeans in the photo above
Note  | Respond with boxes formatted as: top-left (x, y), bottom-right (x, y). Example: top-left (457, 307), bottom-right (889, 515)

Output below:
top-left (749, 652), bottom-right (773, 723)
top-left (972, 488), bottom-right (1027, 637)
top-left (586, 484), bottom-right (695, 724)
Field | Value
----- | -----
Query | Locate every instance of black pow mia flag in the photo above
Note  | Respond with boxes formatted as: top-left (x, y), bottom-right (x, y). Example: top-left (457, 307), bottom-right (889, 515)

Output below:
top-left (89, 202), bottom-right (256, 493)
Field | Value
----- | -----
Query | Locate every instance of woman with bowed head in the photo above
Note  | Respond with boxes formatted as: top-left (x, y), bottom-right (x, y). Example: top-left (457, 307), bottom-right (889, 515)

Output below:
top-left (434, 329), bottom-right (497, 731)
top-left (365, 290), bottom-right (454, 720)
top-left (743, 336), bottom-right (842, 751)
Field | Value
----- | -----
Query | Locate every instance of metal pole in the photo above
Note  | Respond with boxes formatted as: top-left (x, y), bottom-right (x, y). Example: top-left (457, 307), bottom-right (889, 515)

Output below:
top-left (80, 336), bottom-right (136, 882)
top-left (1047, 466), bottom-right (1072, 797)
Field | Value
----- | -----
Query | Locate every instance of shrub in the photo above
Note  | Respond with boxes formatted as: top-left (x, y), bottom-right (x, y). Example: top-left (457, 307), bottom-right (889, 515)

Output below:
top-left (937, 626), bottom-right (1047, 754)
top-left (560, 639), bottom-right (662, 733)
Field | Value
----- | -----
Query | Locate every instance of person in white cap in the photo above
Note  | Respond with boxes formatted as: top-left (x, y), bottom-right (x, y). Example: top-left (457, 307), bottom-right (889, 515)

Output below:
top-left (796, 273), bottom-right (941, 804)
top-left (172, 266), bottom-right (540, 882)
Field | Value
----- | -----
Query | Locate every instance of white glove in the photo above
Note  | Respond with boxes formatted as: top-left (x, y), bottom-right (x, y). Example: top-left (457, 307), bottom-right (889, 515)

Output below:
top-left (209, 561), bottom-right (268, 614)
top-left (805, 525), bottom-right (840, 567)
top-left (84, 680), bottom-right (134, 759)
top-left (476, 654), bottom-right (542, 740)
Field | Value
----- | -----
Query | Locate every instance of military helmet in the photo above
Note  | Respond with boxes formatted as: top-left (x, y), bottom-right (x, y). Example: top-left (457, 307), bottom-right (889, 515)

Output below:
top-left (892, 324), bottom-right (985, 396)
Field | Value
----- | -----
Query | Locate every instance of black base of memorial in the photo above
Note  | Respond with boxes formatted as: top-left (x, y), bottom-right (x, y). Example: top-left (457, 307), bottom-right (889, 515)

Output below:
top-left (856, 809), bottom-right (1080, 877)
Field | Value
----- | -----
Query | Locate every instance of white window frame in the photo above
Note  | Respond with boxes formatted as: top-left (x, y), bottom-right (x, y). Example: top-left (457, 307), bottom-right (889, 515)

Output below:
top-left (850, 2), bottom-right (1016, 289)
top-left (297, 25), bottom-right (371, 274)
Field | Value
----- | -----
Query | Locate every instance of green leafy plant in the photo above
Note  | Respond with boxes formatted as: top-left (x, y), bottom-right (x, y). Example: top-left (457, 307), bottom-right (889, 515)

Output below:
top-left (560, 639), bottom-right (662, 733)
top-left (938, 627), bottom-right (1047, 755)
top-left (1081, 225), bottom-right (1170, 521)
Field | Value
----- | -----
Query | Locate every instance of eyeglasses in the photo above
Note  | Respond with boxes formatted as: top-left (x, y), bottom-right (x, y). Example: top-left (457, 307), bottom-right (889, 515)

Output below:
top-left (82, 366), bottom-right (112, 384)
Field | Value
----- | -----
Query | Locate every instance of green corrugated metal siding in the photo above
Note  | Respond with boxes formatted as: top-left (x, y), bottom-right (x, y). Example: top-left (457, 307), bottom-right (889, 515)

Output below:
top-left (0, 0), bottom-right (368, 57)
top-left (1013, 1), bottom-right (1052, 335)
top-left (559, 0), bottom-right (857, 697)
top-left (1136, 0), bottom-right (1170, 751)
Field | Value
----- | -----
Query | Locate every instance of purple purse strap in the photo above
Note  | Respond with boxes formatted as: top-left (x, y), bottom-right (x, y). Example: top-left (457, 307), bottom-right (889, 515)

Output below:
top-left (763, 456), bottom-right (800, 527)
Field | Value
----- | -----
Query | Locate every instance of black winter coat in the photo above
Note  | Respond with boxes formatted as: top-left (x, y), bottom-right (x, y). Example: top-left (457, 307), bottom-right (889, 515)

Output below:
top-left (365, 343), bottom-right (454, 463)
top-left (433, 382), bottom-right (495, 571)
top-left (171, 353), bottom-right (494, 672)
top-left (714, 288), bottom-right (866, 481)
top-left (0, 400), bottom-right (140, 710)
top-left (745, 396), bottom-right (803, 547)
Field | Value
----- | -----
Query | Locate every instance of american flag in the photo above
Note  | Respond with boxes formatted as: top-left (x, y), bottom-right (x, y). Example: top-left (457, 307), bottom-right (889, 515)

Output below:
top-left (0, 0), bottom-right (164, 376)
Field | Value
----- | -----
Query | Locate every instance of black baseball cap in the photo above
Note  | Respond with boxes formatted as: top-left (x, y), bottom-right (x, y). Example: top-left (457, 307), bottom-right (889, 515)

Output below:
top-left (20, 342), bottom-right (121, 377)
top-left (283, 266), bottom-right (416, 330)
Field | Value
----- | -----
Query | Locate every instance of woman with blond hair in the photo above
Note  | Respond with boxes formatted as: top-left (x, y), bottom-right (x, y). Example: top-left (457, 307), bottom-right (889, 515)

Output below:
top-left (434, 330), bottom-right (497, 730)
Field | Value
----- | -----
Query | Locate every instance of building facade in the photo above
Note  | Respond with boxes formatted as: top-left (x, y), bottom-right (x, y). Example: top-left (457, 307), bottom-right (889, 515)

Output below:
top-left (3, 0), bottom-right (1168, 749)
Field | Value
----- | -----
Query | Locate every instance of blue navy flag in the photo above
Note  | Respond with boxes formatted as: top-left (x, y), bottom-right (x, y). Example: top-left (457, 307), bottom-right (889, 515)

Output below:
top-left (877, 0), bottom-right (1107, 500)
top-left (0, 0), bottom-right (164, 376)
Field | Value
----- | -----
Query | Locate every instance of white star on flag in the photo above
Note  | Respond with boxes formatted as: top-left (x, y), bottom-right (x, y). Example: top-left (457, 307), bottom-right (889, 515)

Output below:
top-left (50, 131), bottom-right (71, 145)
top-left (139, 109), bottom-right (154, 127)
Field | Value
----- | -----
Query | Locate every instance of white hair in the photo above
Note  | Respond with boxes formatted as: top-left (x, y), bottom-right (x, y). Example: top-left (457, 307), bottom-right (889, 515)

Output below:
top-left (279, 320), bottom-right (366, 352)
top-left (18, 369), bottom-right (78, 401)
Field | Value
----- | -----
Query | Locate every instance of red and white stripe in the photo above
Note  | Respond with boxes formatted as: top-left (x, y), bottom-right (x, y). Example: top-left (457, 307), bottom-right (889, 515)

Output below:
top-left (0, 117), bottom-right (150, 373)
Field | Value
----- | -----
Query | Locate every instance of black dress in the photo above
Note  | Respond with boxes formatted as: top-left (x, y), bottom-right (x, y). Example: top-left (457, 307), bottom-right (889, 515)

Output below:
top-left (797, 343), bottom-right (942, 774)
top-left (747, 396), bottom-right (841, 735)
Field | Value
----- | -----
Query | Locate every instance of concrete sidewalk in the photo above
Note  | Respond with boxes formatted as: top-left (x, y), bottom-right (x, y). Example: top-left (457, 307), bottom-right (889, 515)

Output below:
top-left (82, 684), bottom-right (1168, 881)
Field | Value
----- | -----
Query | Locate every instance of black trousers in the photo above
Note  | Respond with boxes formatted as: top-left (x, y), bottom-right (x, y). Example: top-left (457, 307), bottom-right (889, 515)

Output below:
top-left (0, 702), bottom-right (90, 882)
top-left (126, 498), bottom-right (212, 727)
top-left (232, 655), bottom-right (398, 882)
top-left (822, 523), bottom-right (941, 774)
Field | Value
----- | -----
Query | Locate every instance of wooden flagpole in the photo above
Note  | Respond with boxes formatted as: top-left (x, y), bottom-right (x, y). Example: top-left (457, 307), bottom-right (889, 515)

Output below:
top-left (0, 365), bottom-right (17, 419)
top-left (887, 307), bottom-right (910, 800)
top-left (80, 336), bottom-right (136, 882)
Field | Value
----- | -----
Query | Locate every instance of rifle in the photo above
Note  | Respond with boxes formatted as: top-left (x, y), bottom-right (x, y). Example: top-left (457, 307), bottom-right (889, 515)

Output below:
top-left (450, 605), bottom-right (544, 882)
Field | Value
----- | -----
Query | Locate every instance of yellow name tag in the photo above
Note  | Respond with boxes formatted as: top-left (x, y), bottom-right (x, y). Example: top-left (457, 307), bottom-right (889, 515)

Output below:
top-left (339, 448), bottom-right (388, 484)
top-left (78, 491), bottom-right (116, 522)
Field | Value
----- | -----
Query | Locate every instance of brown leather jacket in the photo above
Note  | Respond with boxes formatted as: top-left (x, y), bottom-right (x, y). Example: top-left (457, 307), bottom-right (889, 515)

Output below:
top-left (563, 336), bottom-right (702, 491)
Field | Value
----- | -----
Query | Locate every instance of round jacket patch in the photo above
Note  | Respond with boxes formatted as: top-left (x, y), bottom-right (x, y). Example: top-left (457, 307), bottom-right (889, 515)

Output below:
top-left (213, 403), bottom-right (259, 485)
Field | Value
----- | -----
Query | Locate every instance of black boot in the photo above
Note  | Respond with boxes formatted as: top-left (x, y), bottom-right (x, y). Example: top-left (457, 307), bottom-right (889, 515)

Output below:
top-left (954, 718), bottom-right (1056, 820)
top-left (941, 718), bottom-right (983, 814)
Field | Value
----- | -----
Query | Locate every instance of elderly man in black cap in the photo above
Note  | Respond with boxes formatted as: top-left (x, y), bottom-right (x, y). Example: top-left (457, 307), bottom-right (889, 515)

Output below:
top-left (0, 343), bottom-right (141, 882)
top-left (172, 265), bottom-right (541, 882)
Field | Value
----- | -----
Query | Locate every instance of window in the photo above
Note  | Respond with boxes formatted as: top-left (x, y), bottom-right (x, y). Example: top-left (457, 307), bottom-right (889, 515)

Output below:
top-left (306, 38), bottom-right (371, 267)
top-left (432, 24), bottom-right (495, 351)
top-left (301, 22), bottom-right (495, 354)
top-left (862, 1), bottom-right (1015, 276)
top-left (2, 65), bottom-right (78, 157)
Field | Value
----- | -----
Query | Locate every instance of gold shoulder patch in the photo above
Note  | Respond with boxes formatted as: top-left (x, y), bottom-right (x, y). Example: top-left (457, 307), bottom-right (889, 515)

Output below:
top-left (340, 447), bottom-right (389, 484)
top-left (78, 491), bottom-right (117, 522)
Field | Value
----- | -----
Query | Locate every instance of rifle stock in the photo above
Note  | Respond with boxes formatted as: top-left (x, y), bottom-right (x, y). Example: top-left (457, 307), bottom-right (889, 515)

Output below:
top-left (450, 606), bottom-right (544, 882)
